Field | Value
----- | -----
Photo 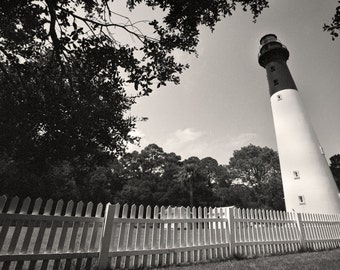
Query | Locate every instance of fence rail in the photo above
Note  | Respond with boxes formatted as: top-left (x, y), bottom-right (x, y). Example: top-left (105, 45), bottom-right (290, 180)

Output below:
top-left (1, 195), bottom-right (340, 269)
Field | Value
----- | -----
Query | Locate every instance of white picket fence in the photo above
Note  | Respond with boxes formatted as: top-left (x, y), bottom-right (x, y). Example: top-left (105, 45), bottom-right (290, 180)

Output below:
top-left (1, 195), bottom-right (340, 270)
top-left (0, 196), bottom-right (104, 270)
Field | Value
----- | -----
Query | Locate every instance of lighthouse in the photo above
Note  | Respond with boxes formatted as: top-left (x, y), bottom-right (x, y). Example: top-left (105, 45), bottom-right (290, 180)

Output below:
top-left (258, 34), bottom-right (340, 214)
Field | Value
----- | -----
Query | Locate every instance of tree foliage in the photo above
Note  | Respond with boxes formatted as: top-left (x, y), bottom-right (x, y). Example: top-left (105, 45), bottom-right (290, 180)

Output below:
top-left (175, 156), bottom-right (222, 207)
top-left (330, 154), bottom-right (340, 190)
top-left (0, 142), bottom-right (285, 211)
top-left (223, 144), bottom-right (284, 210)
top-left (118, 144), bottom-right (182, 206)
top-left (0, 0), bottom-right (269, 185)
top-left (324, 1), bottom-right (340, 40)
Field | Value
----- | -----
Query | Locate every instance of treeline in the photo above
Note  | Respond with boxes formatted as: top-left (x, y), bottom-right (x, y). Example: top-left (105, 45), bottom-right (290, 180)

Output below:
top-left (0, 144), bottom-right (287, 210)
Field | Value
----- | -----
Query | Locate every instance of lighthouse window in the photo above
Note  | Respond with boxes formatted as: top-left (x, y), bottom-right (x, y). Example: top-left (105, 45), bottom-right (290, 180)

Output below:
top-left (277, 94), bottom-right (282, 101)
top-left (273, 79), bottom-right (279, 86)
top-left (270, 66), bottom-right (276, 72)
top-left (298, 195), bottom-right (306, 205)
top-left (293, 171), bottom-right (300, 179)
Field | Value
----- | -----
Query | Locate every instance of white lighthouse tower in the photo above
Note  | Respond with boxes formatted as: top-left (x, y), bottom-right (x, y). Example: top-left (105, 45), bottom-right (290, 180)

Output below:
top-left (258, 34), bottom-right (340, 214)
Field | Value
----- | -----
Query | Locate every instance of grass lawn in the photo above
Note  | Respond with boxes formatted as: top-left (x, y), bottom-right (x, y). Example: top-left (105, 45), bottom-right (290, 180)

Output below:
top-left (151, 249), bottom-right (340, 270)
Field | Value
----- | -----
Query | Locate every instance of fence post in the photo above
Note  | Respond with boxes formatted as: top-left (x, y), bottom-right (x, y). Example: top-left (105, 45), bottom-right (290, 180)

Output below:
top-left (98, 203), bottom-right (115, 270)
top-left (295, 212), bottom-right (307, 251)
top-left (226, 206), bottom-right (235, 257)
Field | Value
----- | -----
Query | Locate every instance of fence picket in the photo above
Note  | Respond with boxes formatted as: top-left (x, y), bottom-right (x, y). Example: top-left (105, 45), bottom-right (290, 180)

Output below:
top-left (323, 214), bottom-right (330, 248)
top-left (208, 207), bottom-right (214, 259)
top-left (320, 213), bottom-right (327, 249)
top-left (203, 207), bottom-right (211, 260)
top-left (336, 214), bottom-right (340, 247)
top-left (28, 199), bottom-right (53, 270)
top-left (248, 209), bottom-right (256, 255)
top-left (159, 206), bottom-right (166, 266)
top-left (325, 213), bottom-right (332, 248)
top-left (85, 203), bottom-right (103, 270)
top-left (177, 207), bottom-right (184, 264)
top-left (255, 209), bottom-right (263, 255)
top-left (279, 211), bottom-right (286, 252)
top-left (151, 206), bottom-right (160, 267)
top-left (328, 214), bottom-right (334, 248)
top-left (315, 213), bottom-right (322, 250)
top-left (234, 207), bottom-right (239, 248)
top-left (241, 208), bottom-right (247, 256)
top-left (166, 206), bottom-right (174, 265)
top-left (282, 211), bottom-right (290, 252)
top-left (40, 199), bottom-right (64, 269)
top-left (331, 214), bottom-right (339, 247)
top-left (274, 210), bottom-right (281, 253)
top-left (124, 204), bottom-right (137, 268)
top-left (173, 207), bottom-right (179, 264)
top-left (324, 214), bottom-right (332, 247)
top-left (187, 206), bottom-right (195, 263)
top-left (310, 214), bottom-right (320, 249)
top-left (223, 208), bottom-right (229, 258)
top-left (302, 213), bottom-right (310, 249)
top-left (2, 197), bottom-right (31, 270)
top-left (52, 200), bottom-right (74, 269)
top-left (316, 214), bottom-right (323, 249)
top-left (14, 197), bottom-right (42, 270)
top-left (143, 205), bottom-right (152, 267)
top-left (292, 211), bottom-right (299, 251)
top-left (0, 195), bottom-right (7, 213)
top-left (132, 205), bottom-right (144, 268)
top-left (246, 208), bottom-right (252, 256)
top-left (65, 201), bottom-right (84, 269)
top-left (279, 211), bottom-right (287, 253)
top-left (0, 197), bottom-right (19, 252)
top-left (192, 206), bottom-right (199, 261)
top-left (330, 214), bottom-right (336, 248)
top-left (115, 203), bottom-right (128, 268)
top-left (197, 207), bottom-right (205, 260)
top-left (289, 211), bottom-right (298, 252)
top-left (76, 201), bottom-right (93, 270)
top-left (264, 209), bottom-right (270, 254)
top-left (25, 198), bottom-right (42, 247)
top-left (215, 208), bottom-right (222, 259)
top-left (8, 197), bottom-right (31, 253)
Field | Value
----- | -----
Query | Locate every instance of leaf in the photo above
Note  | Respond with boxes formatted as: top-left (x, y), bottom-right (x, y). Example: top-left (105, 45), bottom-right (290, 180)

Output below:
top-left (72, 33), bottom-right (78, 41)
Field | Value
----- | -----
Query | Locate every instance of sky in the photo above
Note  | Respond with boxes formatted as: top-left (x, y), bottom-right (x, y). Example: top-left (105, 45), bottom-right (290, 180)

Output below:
top-left (126, 0), bottom-right (340, 165)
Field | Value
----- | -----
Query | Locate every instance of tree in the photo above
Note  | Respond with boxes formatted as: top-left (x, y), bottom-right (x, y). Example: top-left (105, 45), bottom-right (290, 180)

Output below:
top-left (324, 1), bottom-right (340, 40)
top-left (0, 0), bottom-right (269, 166)
top-left (330, 154), bottom-right (340, 190)
top-left (118, 144), bottom-right (182, 206)
top-left (116, 145), bottom-right (224, 207)
top-left (223, 144), bottom-right (284, 210)
top-left (175, 156), bottom-right (221, 207)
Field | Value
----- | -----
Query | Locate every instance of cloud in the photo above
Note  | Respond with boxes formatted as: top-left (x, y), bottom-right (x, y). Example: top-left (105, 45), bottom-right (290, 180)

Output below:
top-left (163, 128), bottom-right (205, 158)
top-left (228, 133), bottom-right (257, 148)
top-left (172, 128), bottom-right (204, 144)
top-left (163, 130), bottom-right (257, 163)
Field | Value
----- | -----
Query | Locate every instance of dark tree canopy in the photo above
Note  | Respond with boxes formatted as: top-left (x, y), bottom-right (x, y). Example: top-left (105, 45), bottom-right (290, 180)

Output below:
top-left (227, 144), bottom-right (280, 187)
top-left (0, 0), bottom-right (269, 169)
top-left (224, 144), bottom-right (284, 210)
top-left (324, 2), bottom-right (340, 40)
top-left (330, 154), bottom-right (340, 190)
